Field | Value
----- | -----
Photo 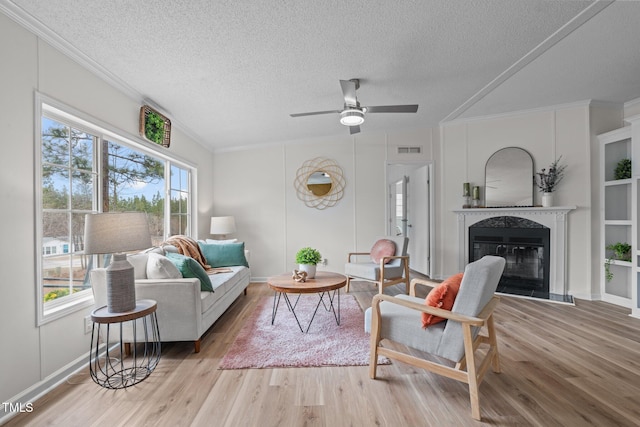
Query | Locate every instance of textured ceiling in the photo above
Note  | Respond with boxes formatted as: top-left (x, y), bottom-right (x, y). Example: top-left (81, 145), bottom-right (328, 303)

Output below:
top-left (4, 0), bottom-right (640, 151)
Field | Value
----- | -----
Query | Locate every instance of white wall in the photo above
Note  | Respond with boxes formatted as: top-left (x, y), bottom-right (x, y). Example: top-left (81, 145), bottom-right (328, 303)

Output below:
top-left (212, 129), bottom-right (436, 281)
top-left (0, 11), bottom-right (40, 411)
top-left (439, 104), bottom-right (623, 299)
top-left (0, 13), bottom-right (215, 413)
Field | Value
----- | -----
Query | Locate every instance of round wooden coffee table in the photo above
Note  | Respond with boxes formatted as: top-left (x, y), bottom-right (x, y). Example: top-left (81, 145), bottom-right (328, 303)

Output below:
top-left (267, 271), bottom-right (347, 333)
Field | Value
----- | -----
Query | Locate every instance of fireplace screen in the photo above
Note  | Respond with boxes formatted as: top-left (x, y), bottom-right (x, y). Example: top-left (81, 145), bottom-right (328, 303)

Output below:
top-left (469, 217), bottom-right (550, 295)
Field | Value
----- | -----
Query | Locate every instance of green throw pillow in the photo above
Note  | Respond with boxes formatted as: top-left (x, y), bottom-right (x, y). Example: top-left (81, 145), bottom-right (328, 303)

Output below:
top-left (165, 252), bottom-right (214, 292)
top-left (199, 242), bottom-right (249, 268)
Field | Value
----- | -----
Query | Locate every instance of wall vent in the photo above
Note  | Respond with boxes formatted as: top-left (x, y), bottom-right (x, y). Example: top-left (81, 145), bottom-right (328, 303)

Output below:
top-left (397, 146), bottom-right (421, 154)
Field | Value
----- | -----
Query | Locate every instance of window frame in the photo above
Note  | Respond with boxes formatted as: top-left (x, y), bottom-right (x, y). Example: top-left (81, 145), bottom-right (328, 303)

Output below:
top-left (35, 93), bottom-right (197, 325)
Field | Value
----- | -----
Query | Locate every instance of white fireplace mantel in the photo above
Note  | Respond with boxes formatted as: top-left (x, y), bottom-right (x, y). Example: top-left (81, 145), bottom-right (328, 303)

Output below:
top-left (453, 206), bottom-right (577, 296)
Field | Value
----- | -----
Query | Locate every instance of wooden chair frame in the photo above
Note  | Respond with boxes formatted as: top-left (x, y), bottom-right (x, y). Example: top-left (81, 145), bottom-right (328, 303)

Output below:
top-left (345, 253), bottom-right (410, 294)
top-left (369, 278), bottom-right (501, 421)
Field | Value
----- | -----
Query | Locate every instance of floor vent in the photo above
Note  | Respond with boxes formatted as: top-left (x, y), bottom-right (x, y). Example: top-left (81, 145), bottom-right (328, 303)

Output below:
top-left (397, 146), bottom-right (421, 154)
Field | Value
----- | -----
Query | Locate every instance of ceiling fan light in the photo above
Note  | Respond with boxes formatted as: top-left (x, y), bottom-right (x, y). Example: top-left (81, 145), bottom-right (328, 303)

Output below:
top-left (340, 109), bottom-right (365, 126)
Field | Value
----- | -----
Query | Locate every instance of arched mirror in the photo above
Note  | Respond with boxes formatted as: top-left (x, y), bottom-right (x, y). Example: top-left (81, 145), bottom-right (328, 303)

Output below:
top-left (485, 147), bottom-right (534, 207)
top-left (295, 157), bottom-right (345, 209)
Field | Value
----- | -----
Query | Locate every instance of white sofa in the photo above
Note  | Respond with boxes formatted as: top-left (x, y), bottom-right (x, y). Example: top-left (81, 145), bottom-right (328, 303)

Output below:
top-left (90, 246), bottom-right (250, 353)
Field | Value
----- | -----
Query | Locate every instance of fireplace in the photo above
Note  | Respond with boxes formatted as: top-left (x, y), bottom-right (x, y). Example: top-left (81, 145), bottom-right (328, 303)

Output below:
top-left (469, 216), bottom-right (550, 297)
top-left (454, 206), bottom-right (575, 303)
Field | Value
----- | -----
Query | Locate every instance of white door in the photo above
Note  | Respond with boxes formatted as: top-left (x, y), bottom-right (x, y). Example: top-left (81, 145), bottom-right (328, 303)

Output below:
top-left (408, 165), bottom-right (430, 275)
top-left (387, 163), bottom-right (431, 276)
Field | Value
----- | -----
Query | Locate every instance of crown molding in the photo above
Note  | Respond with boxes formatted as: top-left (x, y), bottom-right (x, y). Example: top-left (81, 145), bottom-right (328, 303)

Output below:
top-left (0, 1), bottom-right (212, 153)
top-left (440, 99), bottom-right (599, 126)
top-left (624, 97), bottom-right (640, 111)
top-left (1, 1), bottom-right (142, 100)
top-left (441, 99), bottom-right (623, 127)
top-left (588, 100), bottom-right (623, 109)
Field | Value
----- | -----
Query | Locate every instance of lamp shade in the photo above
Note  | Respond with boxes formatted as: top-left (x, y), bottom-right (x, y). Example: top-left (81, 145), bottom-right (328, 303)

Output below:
top-left (84, 212), bottom-right (152, 255)
top-left (84, 212), bottom-right (152, 313)
top-left (210, 216), bottom-right (236, 235)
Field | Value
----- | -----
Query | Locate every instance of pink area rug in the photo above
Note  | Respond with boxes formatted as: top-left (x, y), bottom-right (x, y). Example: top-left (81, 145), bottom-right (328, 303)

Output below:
top-left (219, 294), bottom-right (390, 369)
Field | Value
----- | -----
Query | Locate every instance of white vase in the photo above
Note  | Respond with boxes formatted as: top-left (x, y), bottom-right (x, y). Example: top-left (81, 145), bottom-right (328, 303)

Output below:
top-left (298, 264), bottom-right (316, 279)
top-left (541, 192), bottom-right (553, 207)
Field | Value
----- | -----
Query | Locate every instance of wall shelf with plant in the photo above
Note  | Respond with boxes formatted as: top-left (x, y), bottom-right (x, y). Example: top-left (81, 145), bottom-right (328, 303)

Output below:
top-left (139, 105), bottom-right (171, 147)
top-left (604, 242), bottom-right (632, 282)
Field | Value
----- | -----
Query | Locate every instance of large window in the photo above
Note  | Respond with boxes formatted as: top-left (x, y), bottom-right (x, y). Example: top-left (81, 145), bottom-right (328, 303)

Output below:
top-left (40, 118), bottom-right (96, 304)
top-left (170, 165), bottom-right (190, 236)
top-left (37, 98), bottom-right (195, 324)
top-left (103, 140), bottom-right (168, 246)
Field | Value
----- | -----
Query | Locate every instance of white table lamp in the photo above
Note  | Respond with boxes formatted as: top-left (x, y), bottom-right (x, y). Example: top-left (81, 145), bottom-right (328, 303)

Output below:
top-left (84, 212), bottom-right (152, 313)
top-left (210, 216), bottom-right (236, 239)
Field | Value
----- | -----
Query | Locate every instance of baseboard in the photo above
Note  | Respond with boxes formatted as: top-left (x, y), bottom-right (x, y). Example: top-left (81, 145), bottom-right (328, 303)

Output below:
top-left (0, 351), bottom-right (90, 425)
top-left (571, 292), bottom-right (600, 301)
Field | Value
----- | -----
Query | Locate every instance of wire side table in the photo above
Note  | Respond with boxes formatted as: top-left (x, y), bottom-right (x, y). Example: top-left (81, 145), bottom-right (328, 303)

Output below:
top-left (89, 299), bottom-right (161, 389)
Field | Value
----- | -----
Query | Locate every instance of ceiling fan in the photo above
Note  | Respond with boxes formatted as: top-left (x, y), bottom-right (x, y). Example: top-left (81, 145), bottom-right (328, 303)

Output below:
top-left (290, 79), bottom-right (419, 135)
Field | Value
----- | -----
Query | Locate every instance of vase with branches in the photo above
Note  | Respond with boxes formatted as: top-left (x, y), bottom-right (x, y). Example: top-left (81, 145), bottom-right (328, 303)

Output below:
top-left (536, 157), bottom-right (567, 207)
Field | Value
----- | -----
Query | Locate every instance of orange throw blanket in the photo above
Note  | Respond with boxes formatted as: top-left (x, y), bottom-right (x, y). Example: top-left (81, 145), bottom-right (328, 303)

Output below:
top-left (163, 235), bottom-right (213, 272)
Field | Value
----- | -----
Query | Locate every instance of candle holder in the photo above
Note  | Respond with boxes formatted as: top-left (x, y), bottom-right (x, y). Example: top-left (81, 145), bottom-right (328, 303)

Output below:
top-left (463, 182), bottom-right (471, 197)
top-left (472, 186), bottom-right (480, 207)
top-left (463, 182), bottom-right (471, 208)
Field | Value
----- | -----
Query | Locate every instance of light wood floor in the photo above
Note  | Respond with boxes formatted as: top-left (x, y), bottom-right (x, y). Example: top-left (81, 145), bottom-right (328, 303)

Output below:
top-left (5, 281), bottom-right (640, 427)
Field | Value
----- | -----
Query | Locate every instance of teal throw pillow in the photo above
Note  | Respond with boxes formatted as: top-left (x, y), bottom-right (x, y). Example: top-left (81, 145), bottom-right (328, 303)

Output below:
top-left (165, 252), bottom-right (214, 292)
top-left (199, 242), bottom-right (249, 268)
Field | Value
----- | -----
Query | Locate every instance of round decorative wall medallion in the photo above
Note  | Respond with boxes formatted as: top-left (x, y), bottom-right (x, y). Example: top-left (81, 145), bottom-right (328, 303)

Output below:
top-left (294, 157), bottom-right (345, 209)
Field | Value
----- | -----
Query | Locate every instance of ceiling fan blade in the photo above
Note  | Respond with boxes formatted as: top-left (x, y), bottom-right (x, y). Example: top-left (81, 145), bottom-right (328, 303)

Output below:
top-left (349, 125), bottom-right (361, 135)
top-left (290, 110), bottom-right (341, 117)
top-left (364, 104), bottom-right (419, 113)
top-left (339, 80), bottom-right (358, 107)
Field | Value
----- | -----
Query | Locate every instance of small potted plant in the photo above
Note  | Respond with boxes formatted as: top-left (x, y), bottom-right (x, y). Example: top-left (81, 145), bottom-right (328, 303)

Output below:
top-left (604, 242), bottom-right (632, 282)
top-left (614, 158), bottom-right (631, 180)
top-left (535, 156), bottom-right (567, 207)
top-left (295, 247), bottom-right (322, 279)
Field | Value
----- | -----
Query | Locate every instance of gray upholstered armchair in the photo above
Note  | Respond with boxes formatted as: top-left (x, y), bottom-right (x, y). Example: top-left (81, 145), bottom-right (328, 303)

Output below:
top-left (344, 235), bottom-right (410, 294)
top-left (365, 255), bottom-right (506, 420)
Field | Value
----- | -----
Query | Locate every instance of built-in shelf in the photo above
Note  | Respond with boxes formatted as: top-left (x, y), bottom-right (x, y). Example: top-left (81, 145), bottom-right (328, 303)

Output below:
top-left (604, 220), bottom-right (632, 226)
top-left (605, 179), bottom-right (632, 186)
top-left (608, 259), bottom-right (632, 267)
top-left (598, 114), bottom-right (640, 318)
